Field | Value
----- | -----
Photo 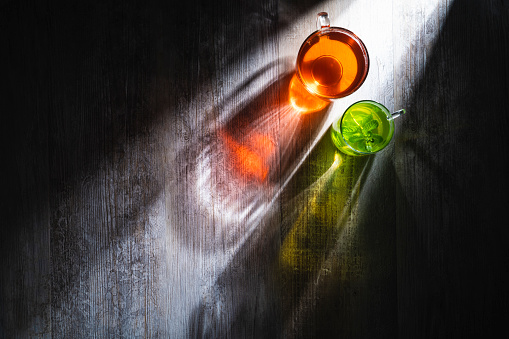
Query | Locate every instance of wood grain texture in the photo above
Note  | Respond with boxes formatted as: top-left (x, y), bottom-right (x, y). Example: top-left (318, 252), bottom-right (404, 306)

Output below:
top-left (395, 0), bottom-right (509, 337)
top-left (1, 0), bottom-right (508, 338)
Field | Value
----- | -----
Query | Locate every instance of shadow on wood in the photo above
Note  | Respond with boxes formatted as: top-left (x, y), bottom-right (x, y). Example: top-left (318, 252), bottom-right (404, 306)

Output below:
top-left (0, 0), bottom-right (329, 336)
top-left (187, 126), bottom-right (376, 337)
top-left (395, 0), bottom-right (509, 337)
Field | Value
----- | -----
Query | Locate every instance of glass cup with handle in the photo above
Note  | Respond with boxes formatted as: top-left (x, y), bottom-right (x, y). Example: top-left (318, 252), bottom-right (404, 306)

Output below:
top-left (295, 12), bottom-right (370, 100)
top-left (331, 100), bottom-right (406, 156)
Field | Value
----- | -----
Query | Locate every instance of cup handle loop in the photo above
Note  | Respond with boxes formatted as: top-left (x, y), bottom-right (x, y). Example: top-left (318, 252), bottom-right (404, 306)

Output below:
top-left (316, 12), bottom-right (330, 30)
top-left (391, 109), bottom-right (406, 119)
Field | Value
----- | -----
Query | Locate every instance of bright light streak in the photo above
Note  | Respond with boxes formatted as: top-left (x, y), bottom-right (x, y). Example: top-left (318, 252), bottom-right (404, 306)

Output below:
top-left (163, 0), bottom-right (454, 335)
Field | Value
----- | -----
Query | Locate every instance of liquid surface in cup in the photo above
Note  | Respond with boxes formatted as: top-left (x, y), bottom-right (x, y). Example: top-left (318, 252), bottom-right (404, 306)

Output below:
top-left (297, 29), bottom-right (368, 99)
top-left (331, 101), bottom-right (394, 154)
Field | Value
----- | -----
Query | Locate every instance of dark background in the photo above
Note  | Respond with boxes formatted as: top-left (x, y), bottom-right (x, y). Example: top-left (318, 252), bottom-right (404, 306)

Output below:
top-left (1, 0), bottom-right (508, 337)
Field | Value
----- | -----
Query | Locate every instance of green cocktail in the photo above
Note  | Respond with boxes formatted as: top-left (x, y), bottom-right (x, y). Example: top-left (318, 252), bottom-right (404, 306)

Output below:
top-left (331, 100), bottom-right (405, 156)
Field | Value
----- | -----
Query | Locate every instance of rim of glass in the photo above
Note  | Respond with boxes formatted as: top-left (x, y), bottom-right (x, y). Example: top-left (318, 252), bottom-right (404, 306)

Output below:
top-left (296, 27), bottom-right (370, 99)
top-left (339, 100), bottom-right (395, 155)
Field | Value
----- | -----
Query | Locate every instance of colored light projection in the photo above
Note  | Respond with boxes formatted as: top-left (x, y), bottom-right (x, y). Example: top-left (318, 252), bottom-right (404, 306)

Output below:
top-left (175, 1), bottom-right (454, 336)
top-left (279, 142), bottom-right (371, 275)
top-left (280, 153), bottom-right (345, 272)
top-left (190, 70), bottom-right (332, 253)
top-left (220, 130), bottom-right (275, 183)
top-left (217, 72), bottom-right (331, 186)
top-left (276, 134), bottom-right (372, 334)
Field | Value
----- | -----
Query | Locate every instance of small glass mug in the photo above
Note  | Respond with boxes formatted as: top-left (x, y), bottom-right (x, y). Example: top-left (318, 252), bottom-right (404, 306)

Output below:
top-left (296, 12), bottom-right (369, 100)
top-left (331, 100), bottom-right (406, 156)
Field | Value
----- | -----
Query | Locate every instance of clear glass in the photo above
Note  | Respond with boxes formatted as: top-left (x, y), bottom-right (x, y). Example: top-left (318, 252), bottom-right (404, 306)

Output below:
top-left (331, 100), bottom-right (406, 156)
top-left (296, 12), bottom-right (369, 100)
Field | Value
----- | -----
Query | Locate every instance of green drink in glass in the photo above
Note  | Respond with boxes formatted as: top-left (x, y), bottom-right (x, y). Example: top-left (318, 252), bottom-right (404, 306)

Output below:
top-left (331, 100), bottom-right (405, 156)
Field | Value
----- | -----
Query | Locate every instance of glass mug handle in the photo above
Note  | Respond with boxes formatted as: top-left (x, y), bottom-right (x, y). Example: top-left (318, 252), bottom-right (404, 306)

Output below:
top-left (316, 12), bottom-right (330, 30)
top-left (391, 109), bottom-right (406, 119)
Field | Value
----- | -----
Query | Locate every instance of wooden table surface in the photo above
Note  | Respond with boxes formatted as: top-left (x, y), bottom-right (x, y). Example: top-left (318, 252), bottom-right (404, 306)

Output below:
top-left (2, 0), bottom-right (509, 337)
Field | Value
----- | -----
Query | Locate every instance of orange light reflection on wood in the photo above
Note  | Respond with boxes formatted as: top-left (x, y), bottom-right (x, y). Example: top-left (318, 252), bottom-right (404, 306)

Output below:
top-left (220, 131), bottom-right (275, 183)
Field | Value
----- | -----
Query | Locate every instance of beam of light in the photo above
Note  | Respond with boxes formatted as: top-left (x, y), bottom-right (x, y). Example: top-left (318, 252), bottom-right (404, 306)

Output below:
top-left (16, 0), bottom-right (456, 336)
top-left (165, 1), bottom-right (453, 335)
top-left (277, 1), bottom-right (455, 335)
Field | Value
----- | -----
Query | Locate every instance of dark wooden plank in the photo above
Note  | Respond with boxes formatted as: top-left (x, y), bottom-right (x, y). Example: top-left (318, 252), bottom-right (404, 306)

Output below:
top-left (1, 1), bottom-right (53, 337)
top-left (395, 0), bottom-right (509, 337)
top-left (2, 0), bottom-right (508, 337)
